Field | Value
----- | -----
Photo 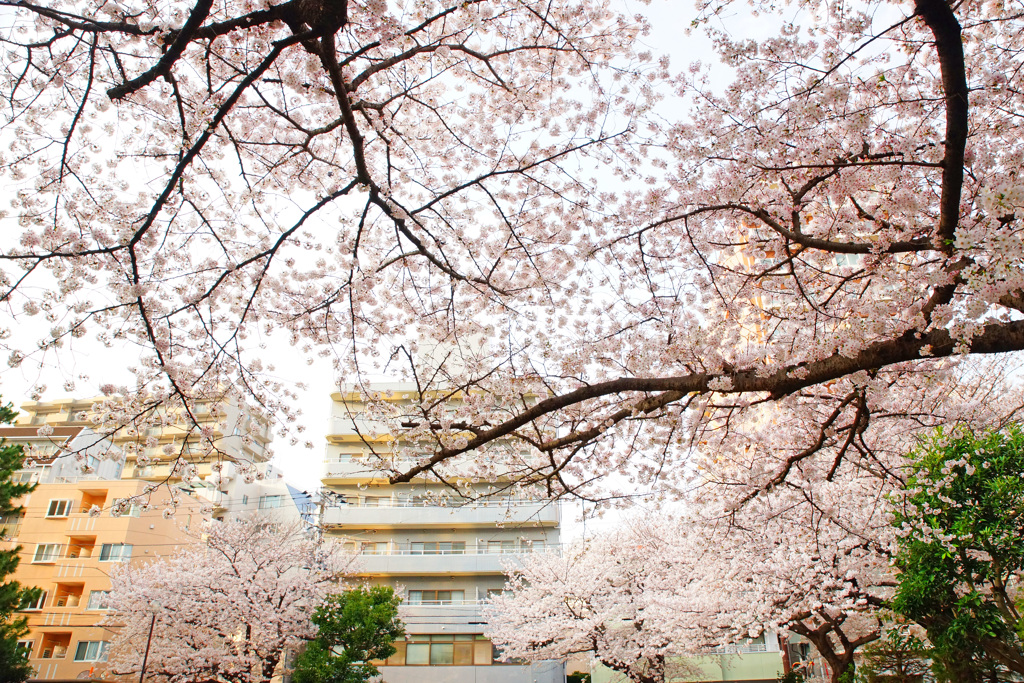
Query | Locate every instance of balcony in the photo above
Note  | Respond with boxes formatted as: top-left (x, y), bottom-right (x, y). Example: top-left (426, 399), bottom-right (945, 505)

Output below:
top-left (323, 457), bottom-right (394, 483)
top-left (321, 500), bottom-right (558, 528)
top-left (352, 551), bottom-right (527, 576)
top-left (399, 601), bottom-right (489, 627)
top-left (327, 416), bottom-right (392, 439)
top-left (323, 456), bottom-right (517, 483)
top-left (52, 595), bottom-right (81, 608)
top-left (38, 633), bottom-right (71, 660)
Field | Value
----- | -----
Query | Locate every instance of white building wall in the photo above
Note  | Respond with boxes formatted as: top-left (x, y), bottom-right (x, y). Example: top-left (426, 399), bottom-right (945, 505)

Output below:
top-left (378, 661), bottom-right (565, 683)
top-left (321, 383), bottom-right (561, 681)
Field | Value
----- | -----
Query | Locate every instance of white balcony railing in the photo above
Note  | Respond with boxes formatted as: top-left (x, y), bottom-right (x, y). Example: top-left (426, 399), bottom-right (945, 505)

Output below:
top-left (321, 501), bottom-right (558, 527)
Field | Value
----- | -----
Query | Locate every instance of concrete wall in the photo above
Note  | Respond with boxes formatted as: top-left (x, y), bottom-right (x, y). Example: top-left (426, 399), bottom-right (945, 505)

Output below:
top-left (378, 661), bottom-right (564, 683)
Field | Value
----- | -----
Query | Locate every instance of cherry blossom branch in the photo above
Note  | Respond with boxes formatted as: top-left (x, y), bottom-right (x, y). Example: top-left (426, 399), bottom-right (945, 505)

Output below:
top-left (107, 0), bottom-right (215, 100)
top-left (392, 319), bottom-right (1024, 483)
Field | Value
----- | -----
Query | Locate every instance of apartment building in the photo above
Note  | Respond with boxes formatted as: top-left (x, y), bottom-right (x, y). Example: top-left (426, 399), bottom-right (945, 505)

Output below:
top-left (5, 478), bottom-right (209, 682)
top-left (211, 461), bottom-right (315, 525)
top-left (0, 425), bottom-right (124, 487)
top-left (16, 396), bottom-right (273, 519)
top-left (321, 383), bottom-right (563, 683)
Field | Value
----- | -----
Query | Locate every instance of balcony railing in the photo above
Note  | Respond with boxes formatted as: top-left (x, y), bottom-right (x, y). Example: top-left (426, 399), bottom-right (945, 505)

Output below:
top-left (349, 545), bottom-right (555, 556)
top-left (321, 500), bottom-right (559, 527)
top-left (323, 454), bottom-right (537, 482)
top-left (324, 497), bottom-right (552, 510)
top-left (709, 642), bottom-right (769, 654)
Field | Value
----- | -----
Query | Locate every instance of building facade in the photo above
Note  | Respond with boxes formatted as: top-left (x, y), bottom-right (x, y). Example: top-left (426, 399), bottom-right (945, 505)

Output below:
top-left (15, 396), bottom-right (274, 520)
top-left (4, 478), bottom-right (209, 682)
top-left (321, 383), bottom-right (563, 683)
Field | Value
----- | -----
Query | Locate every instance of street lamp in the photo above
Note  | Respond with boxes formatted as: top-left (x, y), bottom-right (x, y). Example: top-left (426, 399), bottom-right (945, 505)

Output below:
top-left (138, 601), bottom-right (162, 683)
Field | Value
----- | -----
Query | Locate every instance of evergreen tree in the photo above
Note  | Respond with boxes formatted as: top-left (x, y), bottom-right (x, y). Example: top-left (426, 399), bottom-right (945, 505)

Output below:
top-left (293, 586), bottom-right (404, 683)
top-left (857, 624), bottom-right (931, 683)
top-left (891, 426), bottom-right (1024, 681)
top-left (0, 400), bottom-right (40, 682)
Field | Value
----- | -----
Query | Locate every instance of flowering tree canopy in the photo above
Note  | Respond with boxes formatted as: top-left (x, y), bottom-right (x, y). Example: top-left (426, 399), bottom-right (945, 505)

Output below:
top-left (103, 517), bottom-right (355, 683)
top-left (487, 509), bottom-right (892, 683)
top-left (485, 519), bottom-right (701, 683)
top-left (1, 0), bottom-right (1024, 502)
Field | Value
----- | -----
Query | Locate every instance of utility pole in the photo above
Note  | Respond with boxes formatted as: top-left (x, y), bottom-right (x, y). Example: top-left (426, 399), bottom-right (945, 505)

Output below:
top-left (138, 602), bottom-right (161, 682)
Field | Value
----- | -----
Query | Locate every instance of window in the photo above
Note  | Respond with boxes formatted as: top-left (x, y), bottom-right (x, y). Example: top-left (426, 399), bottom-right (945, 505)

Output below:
top-left (22, 590), bottom-right (47, 610)
top-left (16, 640), bottom-right (33, 656)
top-left (241, 494), bottom-right (249, 506)
top-left (363, 496), bottom-right (387, 507)
top-left (407, 590), bottom-right (464, 605)
top-left (98, 543), bottom-right (132, 562)
top-left (46, 499), bottom-right (73, 518)
top-left (0, 513), bottom-right (22, 538)
top-left (73, 641), bottom-right (109, 662)
top-left (401, 635), bottom-right (486, 666)
top-left (110, 499), bottom-right (141, 517)
top-left (32, 544), bottom-right (61, 563)
top-left (258, 495), bottom-right (283, 510)
top-left (410, 541), bottom-right (466, 555)
top-left (406, 642), bottom-right (430, 665)
top-left (487, 540), bottom-right (517, 554)
top-left (86, 591), bottom-right (110, 610)
top-left (431, 641), bottom-right (455, 665)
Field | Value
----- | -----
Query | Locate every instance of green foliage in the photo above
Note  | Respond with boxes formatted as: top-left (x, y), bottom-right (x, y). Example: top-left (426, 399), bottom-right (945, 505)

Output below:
top-left (568, 674), bottom-right (593, 683)
top-left (857, 625), bottom-right (931, 683)
top-left (292, 585), bottom-right (405, 683)
top-left (838, 663), bottom-right (858, 683)
top-left (778, 668), bottom-right (806, 683)
top-left (0, 400), bottom-right (38, 683)
top-left (891, 426), bottom-right (1024, 680)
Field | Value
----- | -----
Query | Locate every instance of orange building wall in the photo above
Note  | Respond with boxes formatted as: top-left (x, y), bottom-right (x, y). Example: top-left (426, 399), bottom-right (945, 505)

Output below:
top-left (7, 480), bottom-right (209, 682)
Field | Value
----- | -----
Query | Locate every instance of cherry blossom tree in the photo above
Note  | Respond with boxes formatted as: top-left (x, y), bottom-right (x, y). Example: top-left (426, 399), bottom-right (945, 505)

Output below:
top-left (0, 0), bottom-right (651, 464)
top-left (102, 517), bottom-right (356, 683)
top-left (677, 502), bottom-right (888, 683)
top-left (1, 0), bottom-right (1024, 508)
top-left (485, 518), bottom-right (701, 683)
top-left (486, 507), bottom-right (893, 683)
